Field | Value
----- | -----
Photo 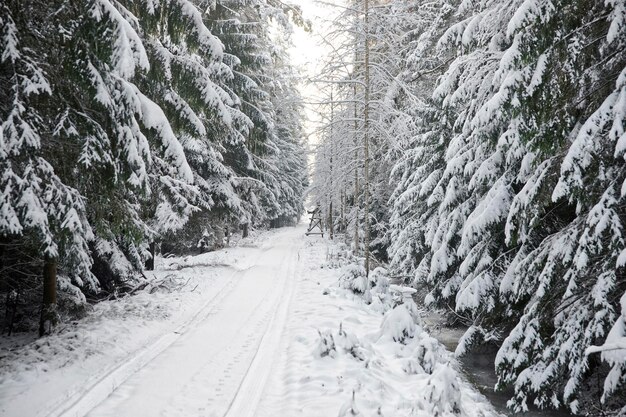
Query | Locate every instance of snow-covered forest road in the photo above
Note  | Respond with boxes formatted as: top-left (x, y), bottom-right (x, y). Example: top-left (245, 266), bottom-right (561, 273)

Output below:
top-left (1, 224), bottom-right (503, 417)
top-left (85, 228), bottom-right (301, 417)
top-left (2, 226), bottom-right (304, 417)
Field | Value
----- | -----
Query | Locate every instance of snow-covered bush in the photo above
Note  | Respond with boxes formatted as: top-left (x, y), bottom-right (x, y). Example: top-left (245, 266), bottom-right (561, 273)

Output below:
top-left (314, 329), bottom-right (337, 358)
top-left (414, 334), bottom-right (443, 375)
top-left (336, 323), bottom-right (366, 361)
top-left (421, 363), bottom-right (462, 415)
top-left (323, 243), bottom-right (351, 269)
top-left (370, 267), bottom-right (390, 292)
top-left (315, 323), bottom-right (367, 361)
top-left (379, 304), bottom-right (417, 344)
top-left (339, 262), bottom-right (370, 295)
top-left (197, 229), bottom-right (216, 253)
top-left (368, 268), bottom-right (395, 313)
top-left (403, 332), bottom-right (444, 376)
top-left (388, 285), bottom-right (420, 318)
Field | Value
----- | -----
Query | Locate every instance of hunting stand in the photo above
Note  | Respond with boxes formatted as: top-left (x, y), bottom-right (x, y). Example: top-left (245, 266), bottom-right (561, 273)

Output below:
top-left (305, 207), bottom-right (324, 237)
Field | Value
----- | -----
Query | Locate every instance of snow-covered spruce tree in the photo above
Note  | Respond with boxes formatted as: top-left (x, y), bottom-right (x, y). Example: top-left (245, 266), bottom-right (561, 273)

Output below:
top-left (493, 0), bottom-right (626, 412)
top-left (269, 47), bottom-right (308, 226)
top-left (197, 0), bottom-right (266, 235)
top-left (387, 0), bottom-right (456, 287)
top-left (367, 0), bottom-right (458, 266)
top-left (253, 0), bottom-right (309, 226)
top-left (1, 1), bottom-right (94, 334)
top-left (54, 0), bottom-right (221, 284)
top-left (2, 0), bottom-right (239, 313)
top-left (126, 0), bottom-right (252, 255)
top-left (1, 0), bottom-right (307, 332)
top-left (207, 0), bottom-right (280, 229)
top-left (204, 0), bottom-right (308, 231)
top-left (411, 0), bottom-right (532, 329)
top-left (388, 0), bottom-right (626, 413)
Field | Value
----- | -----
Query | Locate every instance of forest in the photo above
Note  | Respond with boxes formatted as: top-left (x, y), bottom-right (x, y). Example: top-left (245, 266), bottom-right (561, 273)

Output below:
top-left (309, 0), bottom-right (626, 415)
top-left (0, 0), bottom-right (308, 334)
top-left (1, 0), bottom-right (625, 416)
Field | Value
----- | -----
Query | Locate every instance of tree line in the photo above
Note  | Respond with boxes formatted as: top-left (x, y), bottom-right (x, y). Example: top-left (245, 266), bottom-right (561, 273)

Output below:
top-left (311, 0), bottom-right (625, 414)
top-left (0, 0), bottom-right (308, 335)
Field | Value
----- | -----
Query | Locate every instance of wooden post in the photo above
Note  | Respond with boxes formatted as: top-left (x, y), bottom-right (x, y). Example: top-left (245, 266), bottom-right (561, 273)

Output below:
top-left (39, 256), bottom-right (58, 336)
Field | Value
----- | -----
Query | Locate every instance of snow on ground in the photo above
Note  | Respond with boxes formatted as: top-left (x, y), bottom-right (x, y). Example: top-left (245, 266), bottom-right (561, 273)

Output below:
top-left (255, 233), bottom-right (502, 417)
top-left (0, 224), bottom-right (501, 417)
top-left (0, 233), bottom-right (269, 417)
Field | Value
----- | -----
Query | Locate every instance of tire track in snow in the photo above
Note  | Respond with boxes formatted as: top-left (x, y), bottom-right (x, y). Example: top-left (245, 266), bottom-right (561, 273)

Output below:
top-left (222, 240), bottom-right (299, 417)
top-left (159, 263), bottom-right (286, 416)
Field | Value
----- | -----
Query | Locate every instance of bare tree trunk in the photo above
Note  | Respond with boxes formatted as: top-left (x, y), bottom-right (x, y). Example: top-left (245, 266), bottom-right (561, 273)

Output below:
top-left (341, 189), bottom-right (346, 233)
top-left (242, 223), bottom-right (249, 238)
top-left (329, 90), bottom-right (334, 241)
top-left (39, 256), bottom-right (58, 337)
top-left (353, 82), bottom-right (359, 254)
top-left (363, 0), bottom-right (371, 282)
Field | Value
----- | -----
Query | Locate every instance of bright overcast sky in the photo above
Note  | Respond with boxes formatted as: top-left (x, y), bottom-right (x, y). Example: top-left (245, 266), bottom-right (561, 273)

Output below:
top-left (284, 0), bottom-right (340, 204)
top-left (288, 0), bottom-right (341, 160)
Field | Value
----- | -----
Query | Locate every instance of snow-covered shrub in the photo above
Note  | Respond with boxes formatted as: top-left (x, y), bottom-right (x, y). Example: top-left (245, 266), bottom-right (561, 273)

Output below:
top-left (367, 268), bottom-right (395, 313)
top-left (339, 262), bottom-right (368, 294)
top-left (370, 267), bottom-right (390, 292)
top-left (369, 295), bottom-right (392, 315)
top-left (414, 334), bottom-right (443, 375)
top-left (323, 243), bottom-right (351, 269)
top-left (314, 329), bottom-right (337, 358)
top-left (91, 238), bottom-right (138, 290)
top-left (196, 228), bottom-right (215, 253)
top-left (387, 285), bottom-right (420, 320)
top-left (315, 323), bottom-right (367, 361)
top-left (422, 363), bottom-right (462, 415)
top-left (379, 304), bottom-right (417, 344)
top-left (336, 323), bottom-right (366, 361)
top-left (403, 330), bottom-right (445, 375)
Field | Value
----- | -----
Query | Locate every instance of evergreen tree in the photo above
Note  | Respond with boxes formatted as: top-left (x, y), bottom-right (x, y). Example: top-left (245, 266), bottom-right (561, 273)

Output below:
top-left (315, 0), bottom-right (626, 413)
top-left (1, 1), bottom-right (94, 334)
top-left (1, 0), bottom-right (308, 332)
top-left (389, 0), bottom-right (625, 412)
